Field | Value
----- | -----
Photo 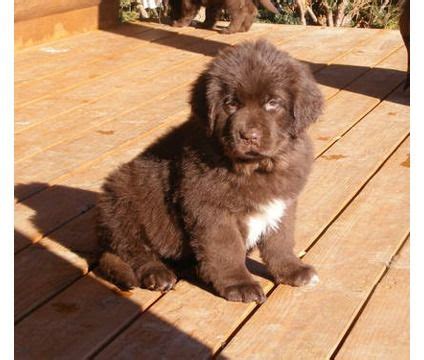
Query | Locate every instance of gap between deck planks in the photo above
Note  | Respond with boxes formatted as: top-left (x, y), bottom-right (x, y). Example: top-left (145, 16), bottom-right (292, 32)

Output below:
top-left (13, 46), bottom-right (408, 321)
top-left (14, 42), bottom-right (407, 255)
top-left (14, 82), bottom-right (409, 358)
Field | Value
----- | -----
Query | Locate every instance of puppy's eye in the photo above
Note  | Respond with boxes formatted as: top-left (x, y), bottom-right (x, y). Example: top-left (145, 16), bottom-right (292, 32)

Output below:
top-left (224, 97), bottom-right (240, 113)
top-left (264, 99), bottom-right (280, 112)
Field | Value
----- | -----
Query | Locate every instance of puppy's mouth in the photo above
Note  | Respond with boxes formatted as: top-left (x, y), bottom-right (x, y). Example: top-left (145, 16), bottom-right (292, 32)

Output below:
top-left (239, 150), bottom-right (266, 160)
top-left (228, 146), bottom-right (269, 161)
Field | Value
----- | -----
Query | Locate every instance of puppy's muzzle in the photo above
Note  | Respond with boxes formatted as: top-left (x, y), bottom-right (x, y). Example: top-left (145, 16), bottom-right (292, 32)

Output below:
top-left (239, 128), bottom-right (261, 146)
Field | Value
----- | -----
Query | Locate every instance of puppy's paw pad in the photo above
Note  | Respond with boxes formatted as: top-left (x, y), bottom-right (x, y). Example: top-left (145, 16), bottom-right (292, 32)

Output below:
top-left (222, 282), bottom-right (266, 304)
top-left (139, 267), bottom-right (177, 292)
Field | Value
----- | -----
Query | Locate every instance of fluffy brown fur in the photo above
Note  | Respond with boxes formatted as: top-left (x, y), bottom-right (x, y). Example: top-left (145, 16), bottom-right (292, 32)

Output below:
top-left (171, 0), bottom-right (278, 34)
top-left (97, 39), bottom-right (324, 303)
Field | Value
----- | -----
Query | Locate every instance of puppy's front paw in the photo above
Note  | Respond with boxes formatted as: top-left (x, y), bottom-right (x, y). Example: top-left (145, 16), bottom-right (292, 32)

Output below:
top-left (275, 263), bottom-right (319, 287)
top-left (221, 282), bottom-right (266, 304)
top-left (138, 266), bottom-right (177, 292)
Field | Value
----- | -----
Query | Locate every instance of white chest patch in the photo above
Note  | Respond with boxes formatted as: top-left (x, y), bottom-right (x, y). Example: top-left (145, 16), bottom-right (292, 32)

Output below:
top-left (245, 198), bottom-right (287, 249)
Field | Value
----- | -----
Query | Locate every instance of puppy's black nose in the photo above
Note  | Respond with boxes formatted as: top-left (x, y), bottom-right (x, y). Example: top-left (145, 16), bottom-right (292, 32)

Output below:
top-left (239, 128), bottom-right (260, 143)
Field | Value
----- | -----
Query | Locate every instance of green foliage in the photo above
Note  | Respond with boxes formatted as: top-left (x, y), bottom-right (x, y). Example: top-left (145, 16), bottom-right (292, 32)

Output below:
top-left (119, 0), bottom-right (402, 29)
top-left (258, 3), bottom-right (301, 25)
top-left (119, 0), bottom-right (139, 22)
top-left (346, 0), bottom-right (401, 29)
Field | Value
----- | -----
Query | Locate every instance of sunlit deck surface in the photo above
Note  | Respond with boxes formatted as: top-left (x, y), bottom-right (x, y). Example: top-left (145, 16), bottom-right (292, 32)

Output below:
top-left (15, 21), bottom-right (409, 359)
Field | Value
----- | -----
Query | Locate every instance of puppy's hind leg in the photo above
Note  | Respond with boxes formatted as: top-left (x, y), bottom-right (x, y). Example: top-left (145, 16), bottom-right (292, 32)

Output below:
top-left (98, 223), bottom-right (177, 292)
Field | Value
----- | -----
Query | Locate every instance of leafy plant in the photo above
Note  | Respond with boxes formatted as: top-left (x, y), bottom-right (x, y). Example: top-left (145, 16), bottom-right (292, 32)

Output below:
top-left (120, 0), bottom-right (402, 28)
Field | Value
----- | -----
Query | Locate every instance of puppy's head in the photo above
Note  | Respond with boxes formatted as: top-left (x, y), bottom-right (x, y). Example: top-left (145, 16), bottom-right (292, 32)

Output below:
top-left (191, 39), bottom-right (323, 163)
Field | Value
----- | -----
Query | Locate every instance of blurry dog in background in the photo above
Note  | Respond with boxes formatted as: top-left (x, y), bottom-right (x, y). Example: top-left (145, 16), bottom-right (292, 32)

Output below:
top-left (171, 0), bottom-right (279, 34)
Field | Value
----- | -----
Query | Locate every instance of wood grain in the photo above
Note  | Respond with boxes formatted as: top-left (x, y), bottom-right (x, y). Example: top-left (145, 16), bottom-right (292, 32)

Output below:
top-left (219, 138), bottom-right (409, 359)
top-left (13, 41), bottom-right (406, 253)
top-left (336, 240), bottom-right (410, 359)
top-left (13, 24), bottom-right (409, 358)
top-left (94, 89), bottom-right (409, 359)
top-left (14, 273), bottom-right (163, 359)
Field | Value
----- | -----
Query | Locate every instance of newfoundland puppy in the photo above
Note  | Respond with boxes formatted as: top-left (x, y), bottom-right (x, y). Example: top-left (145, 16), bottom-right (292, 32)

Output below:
top-left (97, 39), bottom-right (324, 303)
top-left (171, 0), bottom-right (279, 34)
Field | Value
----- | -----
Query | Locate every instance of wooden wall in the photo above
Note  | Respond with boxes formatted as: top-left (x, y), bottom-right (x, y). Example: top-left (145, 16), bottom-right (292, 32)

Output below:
top-left (15, 0), bottom-right (120, 50)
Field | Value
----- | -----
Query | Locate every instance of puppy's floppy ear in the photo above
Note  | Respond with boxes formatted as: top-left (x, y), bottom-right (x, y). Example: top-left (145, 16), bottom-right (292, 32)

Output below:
top-left (190, 71), bottom-right (217, 136)
top-left (290, 61), bottom-right (324, 136)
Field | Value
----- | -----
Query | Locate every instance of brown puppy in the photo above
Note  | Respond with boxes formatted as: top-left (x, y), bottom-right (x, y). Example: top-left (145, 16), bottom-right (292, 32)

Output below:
top-left (171, 0), bottom-right (278, 34)
top-left (97, 39), bottom-right (323, 303)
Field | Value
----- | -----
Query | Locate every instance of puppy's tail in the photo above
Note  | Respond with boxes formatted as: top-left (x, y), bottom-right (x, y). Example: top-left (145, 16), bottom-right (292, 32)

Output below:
top-left (98, 252), bottom-right (138, 289)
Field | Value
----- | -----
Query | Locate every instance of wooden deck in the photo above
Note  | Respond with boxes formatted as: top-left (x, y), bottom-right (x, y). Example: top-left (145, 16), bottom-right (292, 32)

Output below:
top-left (14, 21), bottom-right (409, 359)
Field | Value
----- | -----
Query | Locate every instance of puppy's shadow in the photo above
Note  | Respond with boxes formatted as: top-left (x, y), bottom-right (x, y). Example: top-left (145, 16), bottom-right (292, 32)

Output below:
top-left (14, 182), bottom-right (239, 357)
top-left (15, 182), bottom-right (272, 296)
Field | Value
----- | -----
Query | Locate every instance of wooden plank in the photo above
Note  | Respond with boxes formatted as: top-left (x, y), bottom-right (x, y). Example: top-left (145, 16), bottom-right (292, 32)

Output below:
top-left (14, 21), bottom-right (203, 85)
top-left (14, 273), bottom-right (163, 359)
top-left (15, 24), bottom-right (273, 108)
top-left (91, 89), bottom-right (409, 358)
top-left (15, 25), bottom-right (371, 134)
top-left (14, 82), bottom-right (408, 360)
top-left (14, 26), bottom-right (299, 159)
top-left (15, 27), bottom-right (390, 154)
top-left (309, 45), bottom-right (407, 160)
top-left (13, 115), bottom-right (189, 320)
top-left (13, 24), bottom-right (317, 134)
top-left (13, 25), bottom-right (280, 136)
top-left (219, 139), bottom-right (409, 359)
top-left (14, 111), bottom-right (189, 253)
top-left (14, 211), bottom-right (95, 322)
top-left (13, 26), bottom-right (374, 249)
top-left (335, 240), bottom-right (410, 359)
top-left (13, 20), bottom-right (273, 81)
top-left (15, 26), bottom-right (357, 200)
top-left (14, 44), bottom-right (407, 250)
top-left (315, 30), bottom-right (402, 99)
top-left (295, 76), bottom-right (409, 253)
top-left (12, 28), bottom-right (404, 346)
